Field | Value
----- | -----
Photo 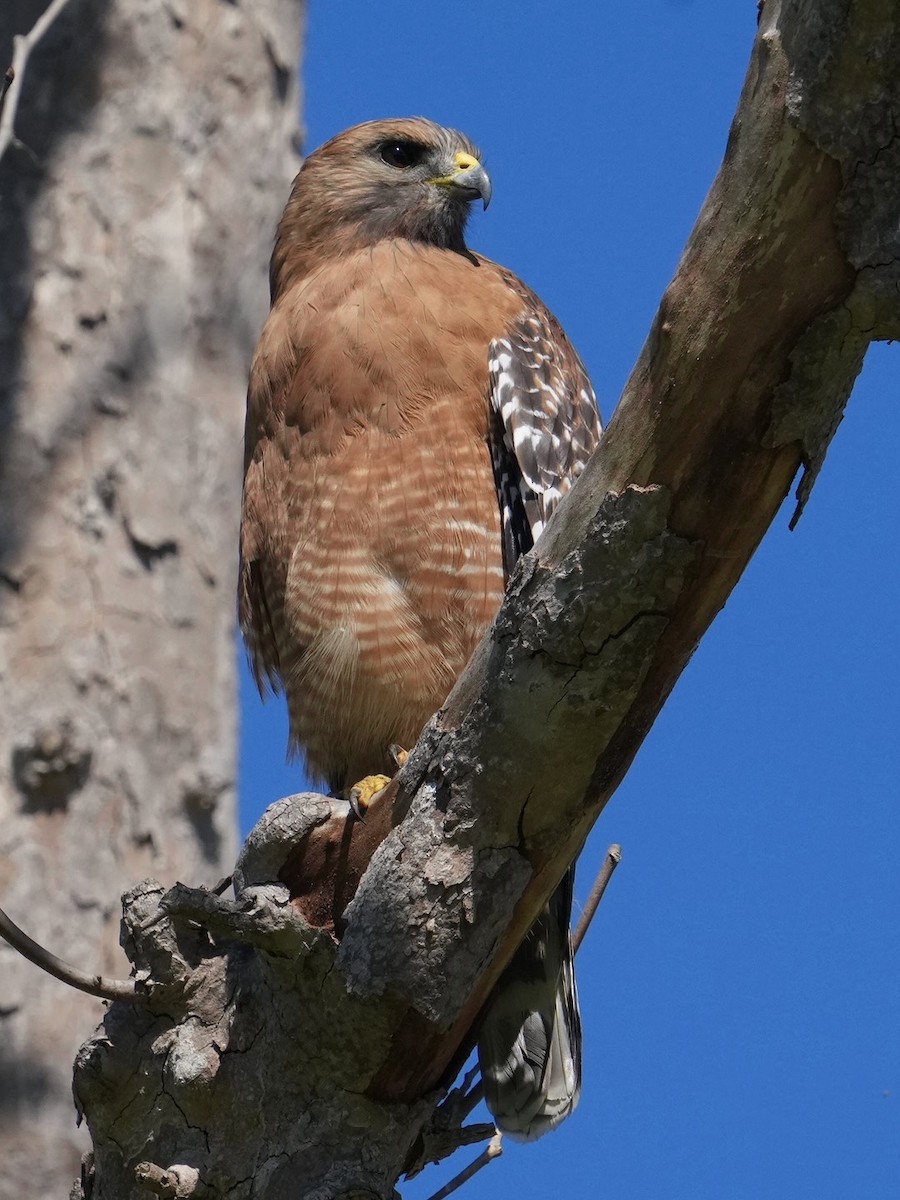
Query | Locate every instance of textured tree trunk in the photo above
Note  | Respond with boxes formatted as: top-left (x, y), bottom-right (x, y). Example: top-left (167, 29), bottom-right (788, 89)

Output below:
top-left (0, 2), bottom-right (303, 1196)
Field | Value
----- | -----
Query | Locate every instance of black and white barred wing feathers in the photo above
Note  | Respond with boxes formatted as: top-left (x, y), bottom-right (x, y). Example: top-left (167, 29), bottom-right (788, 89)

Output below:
top-left (488, 296), bottom-right (601, 573)
top-left (479, 864), bottom-right (585, 1140)
top-left (479, 288), bottom-right (602, 1141)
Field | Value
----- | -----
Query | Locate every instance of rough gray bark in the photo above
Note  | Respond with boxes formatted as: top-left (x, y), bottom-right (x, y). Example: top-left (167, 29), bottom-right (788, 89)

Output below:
top-left (30, 0), bottom-right (900, 1197)
top-left (0, 2), bottom-right (303, 1196)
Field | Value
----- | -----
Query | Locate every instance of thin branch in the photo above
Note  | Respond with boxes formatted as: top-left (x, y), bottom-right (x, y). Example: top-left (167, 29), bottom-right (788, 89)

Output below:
top-left (0, 0), bottom-right (75, 165)
top-left (0, 67), bottom-right (14, 118)
top-left (403, 1120), bottom-right (496, 1181)
top-left (422, 1133), bottom-right (503, 1200)
top-left (444, 1075), bottom-right (484, 1127)
top-left (0, 901), bottom-right (143, 1003)
top-left (456, 1063), bottom-right (480, 1095)
top-left (438, 1062), bottom-right (480, 1116)
top-left (573, 843), bottom-right (622, 953)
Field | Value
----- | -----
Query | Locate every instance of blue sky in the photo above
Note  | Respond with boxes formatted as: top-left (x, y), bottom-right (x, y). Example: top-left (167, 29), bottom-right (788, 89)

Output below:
top-left (240, 3), bottom-right (900, 1197)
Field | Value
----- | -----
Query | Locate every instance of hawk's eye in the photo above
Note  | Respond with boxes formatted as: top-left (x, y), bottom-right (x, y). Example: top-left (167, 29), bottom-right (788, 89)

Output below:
top-left (379, 140), bottom-right (425, 169)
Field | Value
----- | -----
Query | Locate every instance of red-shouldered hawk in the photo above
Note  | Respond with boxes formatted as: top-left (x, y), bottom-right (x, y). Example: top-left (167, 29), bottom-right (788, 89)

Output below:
top-left (240, 118), bottom-right (602, 1140)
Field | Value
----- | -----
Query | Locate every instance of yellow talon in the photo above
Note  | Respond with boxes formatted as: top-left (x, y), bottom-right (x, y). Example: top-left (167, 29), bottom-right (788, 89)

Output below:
top-left (345, 747), bottom-right (409, 819)
top-left (346, 773), bottom-right (392, 818)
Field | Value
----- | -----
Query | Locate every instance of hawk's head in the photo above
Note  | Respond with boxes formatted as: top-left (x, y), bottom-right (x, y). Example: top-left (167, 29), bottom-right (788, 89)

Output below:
top-left (272, 118), bottom-right (491, 294)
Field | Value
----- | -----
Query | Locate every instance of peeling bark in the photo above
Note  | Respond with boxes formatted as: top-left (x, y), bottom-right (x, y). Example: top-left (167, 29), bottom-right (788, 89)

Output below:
top-left (64, 2), bottom-right (900, 1198)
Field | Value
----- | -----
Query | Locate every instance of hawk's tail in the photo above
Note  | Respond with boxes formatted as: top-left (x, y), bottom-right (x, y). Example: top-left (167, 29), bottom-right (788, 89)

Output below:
top-left (478, 866), bottom-right (582, 1140)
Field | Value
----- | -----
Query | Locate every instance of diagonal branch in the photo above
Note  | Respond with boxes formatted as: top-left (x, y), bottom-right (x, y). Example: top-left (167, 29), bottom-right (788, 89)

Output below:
top-left (0, 66), bottom-right (14, 116)
top-left (328, 0), bottom-right (900, 1111)
top-left (573, 843), bottom-right (622, 953)
top-left (423, 1133), bottom-right (503, 1200)
top-left (0, 0), bottom-right (74, 164)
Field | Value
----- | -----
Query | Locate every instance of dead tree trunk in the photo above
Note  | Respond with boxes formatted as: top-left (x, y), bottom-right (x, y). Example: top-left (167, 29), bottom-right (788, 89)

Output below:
top-left (0, 2), bottom-right (303, 1196)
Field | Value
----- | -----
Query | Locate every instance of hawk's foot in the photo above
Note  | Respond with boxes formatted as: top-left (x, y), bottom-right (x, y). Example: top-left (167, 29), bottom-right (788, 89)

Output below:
top-left (345, 774), bottom-right (392, 819)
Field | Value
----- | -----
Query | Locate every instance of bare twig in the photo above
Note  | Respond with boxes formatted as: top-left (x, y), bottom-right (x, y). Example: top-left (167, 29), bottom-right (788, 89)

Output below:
top-left (404, 1120), bottom-right (496, 1181)
top-left (437, 1062), bottom-right (480, 1118)
top-left (423, 1133), bottom-right (503, 1200)
top-left (442, 1073), bottom-right (485, 1127)
top-left (456, 1062), bottom-right (480, 1096)
top-left (0, 902), bottom-right (142, 1003)
top-left (573, 843), bottom-right (622, 953)
top-left (0, 67), bottom-right (14, 117)
top-left (426, 1062), bottom-right (485, 1138)
top-left (0, 0), bottom-right (75, 164)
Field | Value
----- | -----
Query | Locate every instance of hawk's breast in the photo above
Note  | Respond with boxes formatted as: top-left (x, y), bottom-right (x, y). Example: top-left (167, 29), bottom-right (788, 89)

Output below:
top-left (242, 240), bottom-right (523, 786)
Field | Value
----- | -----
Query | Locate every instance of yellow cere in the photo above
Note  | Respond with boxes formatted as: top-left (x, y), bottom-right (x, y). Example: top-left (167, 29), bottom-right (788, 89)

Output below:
top-left (453, 152), bottom-right (480, 172)
top-left (430, 151), bottom-right (483, 187)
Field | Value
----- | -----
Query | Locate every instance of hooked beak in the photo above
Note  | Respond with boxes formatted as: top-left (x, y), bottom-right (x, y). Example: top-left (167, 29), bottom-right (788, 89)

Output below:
top-left (430, 151), bottom-right (492, 210)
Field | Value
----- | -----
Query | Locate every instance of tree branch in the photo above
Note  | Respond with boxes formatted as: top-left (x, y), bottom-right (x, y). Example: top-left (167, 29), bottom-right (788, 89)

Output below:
top-left (336, 0), bottom-right (899, 1109)
top-left (0, 0), bottom-right (74, 164)
top-left (423, 1133), bottom-right (503, 1200)
top-left (0, 66), bottom-right (14, 117)
top-left (573, 843), bottom-right (622, 953)
top-left (0, 902), bottom-right (141, 1003)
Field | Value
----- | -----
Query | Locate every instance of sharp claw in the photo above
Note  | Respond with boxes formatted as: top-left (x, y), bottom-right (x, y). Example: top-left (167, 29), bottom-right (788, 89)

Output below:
top-left (345, 773), bottom-right (392, 820)
top-left (348, 787), bottom-right (367, 822)
top-left (343, 747), bottom-right (407, 822)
